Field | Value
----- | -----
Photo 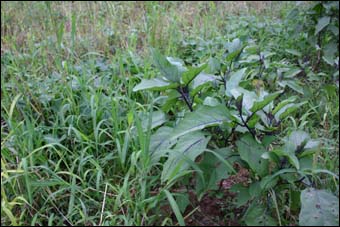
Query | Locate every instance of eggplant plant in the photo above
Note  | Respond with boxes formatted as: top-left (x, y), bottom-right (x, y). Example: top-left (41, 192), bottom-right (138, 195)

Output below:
top-left (133, 47), bottom-right (339, 226)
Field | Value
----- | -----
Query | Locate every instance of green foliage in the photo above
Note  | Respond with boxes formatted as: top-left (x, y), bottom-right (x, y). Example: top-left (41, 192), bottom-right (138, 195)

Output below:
top-left (225, 68), bottom-right (247, 97)
top-left (243, 203), bottom-right (277, 226)
top-left (161, 132), bottom-right (209, 183)
top-left (236, 134), bottom-right (269, 177)
top-left (299, 188), bottom-right (339, 226)
top-left (133, 78), bottom-right (177, 91)
top-left (169, 105), bottom-right (232, 140)
top-left (1, 1), bottom-right (339, 226)
top-left (151, 48), bottom-right (183, 83)
top-left (164, 190), bottom-right (185, 226)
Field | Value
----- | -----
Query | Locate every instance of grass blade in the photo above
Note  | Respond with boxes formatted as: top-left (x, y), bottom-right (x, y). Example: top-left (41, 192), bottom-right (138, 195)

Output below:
top-left (164, 189), bottom-right (185, 226)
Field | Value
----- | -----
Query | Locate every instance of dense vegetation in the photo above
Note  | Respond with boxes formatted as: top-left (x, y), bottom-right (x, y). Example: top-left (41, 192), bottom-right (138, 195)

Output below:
top-left (1, 1), bottom-right (339, 226)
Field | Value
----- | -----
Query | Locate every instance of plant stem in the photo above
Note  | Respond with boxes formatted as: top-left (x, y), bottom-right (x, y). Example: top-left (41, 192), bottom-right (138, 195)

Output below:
top-left (246, 111), bottom-right (256, 124)
top-left (258, 51), bottom-right (265, 78)
top-left (223, 62), bottom-right (232, 90)
top-left (238, 107), bottom-right (256, 138)
top-left (177, 87), bottom-right (193, 112)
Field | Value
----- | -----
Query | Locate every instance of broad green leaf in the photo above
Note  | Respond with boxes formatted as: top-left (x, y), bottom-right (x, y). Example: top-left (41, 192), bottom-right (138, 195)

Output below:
top-left (250, 90), bottom-right (283, 113)
top-left (262, 135), bottom-right (277, 148)
top-left (133, 78), bottom-right (177, 92)
top-left (299, 188), bottom-right (339, 226)
top-left (328, 24), bottom-right (339, 36)
top-left (285, 49), bottom-right (302, 57)
top-left (169, 105), bottom-right (231, 141)
top-left (284, 68), bottom-right (302, 78)
top-left (160, 90), bottom-right (181, 111)
top-left (274, 101), bottom-right (307, 120)
top-left (261, 51), bottom-right (276, 59)
top-left (226, 68), bottom-right (247, 97)
top-left (300, 139), bottom-right (320, 157)
top-left (226, 48), bottom-right (243, 62)
top-left (225, 38), bottom-right (244, 61)
top-left (283, 130), bottom-right (310, 151)
top-left (162, 97), bottom-right (180, 112)
top-left (230, 87), bottom-right (258, 113)
top-left (261, 151), bottom-right (280, 163)
top-left (323, 42), bottom-right (338, 65)
top-left (244, 45), bottom-right (259, 54)
top-left (272, 96), bottom-right (298, 115)
top-left (196, 148), bottom-right (234, 193)
top-left (151, 48), bottom-right (182, 82)
top-left (208, 57), bottom-right (221, 74)
top-left (272, 131), bottom-right (310, 170)
top-left (272, 148), bottom-right (300, 170)
top-left (315, 16), bottom-right (330, 35)
top-left (239, 54), bottom-right (260, 63)
top-left (164, 190), bottom-right (185, 226)
top-left (247, 114), bottom-right (261, 128)
top-left (150, 126), bottom-right (176, 163)
top-left (236, 134), bottom-right (269, 177)
top-left (205, 148), bottom-right (236, 174)
top-left (260, 168), bottom-right (296, 190)
top-left (162, 132), bottom-right (210, 182)
top-left (243, 203), bottom-right (277, 226)
top-left (166, 57), bottom-right (187, 73)
top-left (191, 72), bottom-right (218, 96)
top-left (230, 184), bottom-right (252, 207)
top-left (182, 64), bottom-right (207, 85)
top-left (278, 80), bottom-right (304, 95)
top-left (299, 156), bottom-right (314, 170)
top-left (141, 110), bottom-right (167, 132)
top-left (323, 55), bottom-right (335, 65)
top-left (311, 2), bottom-right (323, 14)
top-left (203, 97), bottom-right (220, 107)
top-left (249, 181), bottom-right (262, 198)
top-left (226, 38), bottom-right (242, 53)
